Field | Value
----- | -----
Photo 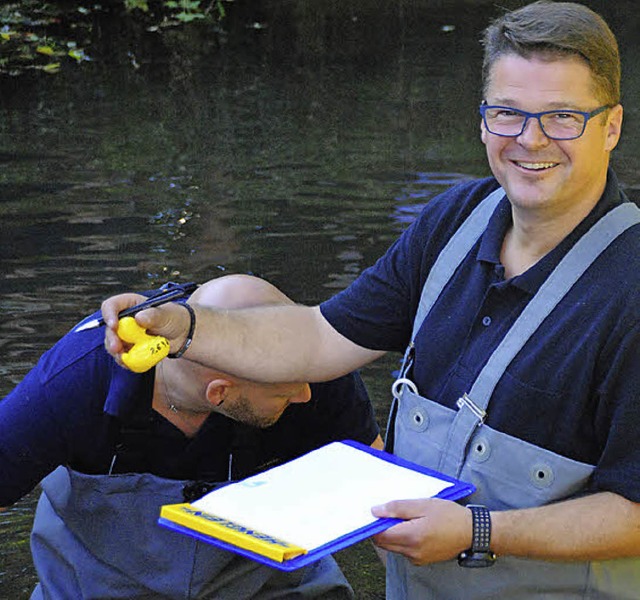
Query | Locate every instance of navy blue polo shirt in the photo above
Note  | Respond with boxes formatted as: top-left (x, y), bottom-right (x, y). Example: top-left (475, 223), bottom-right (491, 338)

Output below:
top-left (0, 319), bottom-right (379, 506)
top-left (321, 170), bottom-right (640, 502)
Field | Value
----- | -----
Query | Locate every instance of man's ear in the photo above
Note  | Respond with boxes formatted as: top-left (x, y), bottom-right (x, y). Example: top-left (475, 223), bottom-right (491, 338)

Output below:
top-left (604, 104), bottom-right (623, 152)
top-left (205, 378), bottom-right (235, 408)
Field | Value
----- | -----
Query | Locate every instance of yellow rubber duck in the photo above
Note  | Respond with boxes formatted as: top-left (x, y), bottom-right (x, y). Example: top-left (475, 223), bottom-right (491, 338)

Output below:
top-left (117, 316), bottom-right (170, 373)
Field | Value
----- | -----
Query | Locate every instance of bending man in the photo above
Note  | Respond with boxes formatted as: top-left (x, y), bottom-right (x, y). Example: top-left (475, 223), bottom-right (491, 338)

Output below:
top-left (1, 274), bottom-right (382, 599)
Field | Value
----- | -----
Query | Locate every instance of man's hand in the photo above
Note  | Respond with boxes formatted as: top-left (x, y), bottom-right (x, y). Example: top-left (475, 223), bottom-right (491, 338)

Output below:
top-left (102, 293), bottom-right (192, 365)
top-left (371, 498), bottom-right (472, 565)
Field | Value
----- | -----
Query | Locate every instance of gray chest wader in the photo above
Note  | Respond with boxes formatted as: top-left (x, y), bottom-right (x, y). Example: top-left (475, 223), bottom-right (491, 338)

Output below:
top-left (385, 189), bottom-right (640, 600)
top-left (30, 467), bottom-right (353, 599)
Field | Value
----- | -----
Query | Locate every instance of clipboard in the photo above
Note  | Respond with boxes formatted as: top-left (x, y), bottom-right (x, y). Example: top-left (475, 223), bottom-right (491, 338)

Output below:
top-left (158, 440), bottom-right (475, 571)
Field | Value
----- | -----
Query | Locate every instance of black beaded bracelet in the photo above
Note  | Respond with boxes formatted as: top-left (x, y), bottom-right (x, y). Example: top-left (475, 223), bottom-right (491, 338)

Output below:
top-left (168, 302), bottom-right (196, 359)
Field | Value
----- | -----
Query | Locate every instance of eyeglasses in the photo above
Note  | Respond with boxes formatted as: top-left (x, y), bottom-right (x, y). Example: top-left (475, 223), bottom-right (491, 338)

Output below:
top-left (479, 103), bottom-right (611, 140)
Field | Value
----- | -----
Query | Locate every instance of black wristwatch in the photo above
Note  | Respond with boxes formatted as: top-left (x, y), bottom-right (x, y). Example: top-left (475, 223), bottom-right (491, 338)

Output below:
top-left (458, 504), bottom-right (497, 568)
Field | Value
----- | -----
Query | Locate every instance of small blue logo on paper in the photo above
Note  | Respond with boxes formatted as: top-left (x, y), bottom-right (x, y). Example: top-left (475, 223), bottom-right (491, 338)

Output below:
top-left (242, 480), bottom-right (267, 488)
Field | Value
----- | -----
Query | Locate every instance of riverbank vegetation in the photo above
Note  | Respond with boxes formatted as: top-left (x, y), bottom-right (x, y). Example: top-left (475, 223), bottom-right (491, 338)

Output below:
top-left (0, 1), bottom-right (229, 76)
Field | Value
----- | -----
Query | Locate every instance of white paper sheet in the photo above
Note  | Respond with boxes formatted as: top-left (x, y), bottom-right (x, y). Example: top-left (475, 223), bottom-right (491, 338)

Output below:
top-left (193, 441), bottom-right (453, 551)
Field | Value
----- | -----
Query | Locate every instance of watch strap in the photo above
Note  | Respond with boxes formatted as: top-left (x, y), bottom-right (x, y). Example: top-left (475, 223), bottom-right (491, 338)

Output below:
top-left (458, 504), bottom-right (496, 567)
top-left (470, 504), bottom-right (491, 553)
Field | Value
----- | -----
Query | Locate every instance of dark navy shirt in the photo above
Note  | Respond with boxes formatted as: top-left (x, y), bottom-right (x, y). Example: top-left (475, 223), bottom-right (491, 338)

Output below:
top-left (321, 170), bottom-right (640, 502)
top-left (0, 319), bottom-right (379, 506)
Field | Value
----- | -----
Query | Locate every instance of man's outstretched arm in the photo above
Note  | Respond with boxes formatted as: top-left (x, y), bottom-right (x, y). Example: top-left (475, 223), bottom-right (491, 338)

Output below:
top-left (102, 294), bottom-right (384, 382)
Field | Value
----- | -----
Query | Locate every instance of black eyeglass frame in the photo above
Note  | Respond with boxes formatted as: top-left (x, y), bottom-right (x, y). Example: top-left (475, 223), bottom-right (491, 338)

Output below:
top-left (479, 103), bottom-right (612, 140)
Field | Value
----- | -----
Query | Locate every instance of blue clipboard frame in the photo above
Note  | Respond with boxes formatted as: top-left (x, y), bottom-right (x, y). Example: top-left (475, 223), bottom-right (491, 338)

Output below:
top-left (158, 440), bottom-right (475, 571)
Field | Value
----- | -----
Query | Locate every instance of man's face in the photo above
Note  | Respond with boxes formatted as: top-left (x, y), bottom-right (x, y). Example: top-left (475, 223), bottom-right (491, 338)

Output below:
top-left (217, 381), bottom-right (311, 428)
top-left (481, 53), bottom-right (622, 220)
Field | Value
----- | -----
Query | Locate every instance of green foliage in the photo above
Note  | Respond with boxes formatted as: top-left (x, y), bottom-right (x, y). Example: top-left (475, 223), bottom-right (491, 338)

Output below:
top-left (0, 0), bottom-right (229, 76)
top-left (125, 0), bottom-right (150, 12)
top-left (163, 0), bottom-right (228, 23)
top-left (166, 1), bottom-right (206, 23)
top-left (0, 3), bottom-right (91, 76)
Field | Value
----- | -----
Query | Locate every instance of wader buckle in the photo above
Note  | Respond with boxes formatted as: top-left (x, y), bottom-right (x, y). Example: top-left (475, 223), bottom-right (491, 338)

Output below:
top-left (456, 393), bottom-right (486, 424)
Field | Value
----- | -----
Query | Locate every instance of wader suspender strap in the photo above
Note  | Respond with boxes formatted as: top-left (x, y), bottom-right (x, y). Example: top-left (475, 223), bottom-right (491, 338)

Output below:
top-left (439, 201), bottom-right (640, 475)
top-left (390, 188), bottom-right (640, 471)
top-left (410, 188), bottom-right (507, 344)
top-left (386, 189), bottom-right (505, 452)
top-left (396, 188), bottom-right (506, 384)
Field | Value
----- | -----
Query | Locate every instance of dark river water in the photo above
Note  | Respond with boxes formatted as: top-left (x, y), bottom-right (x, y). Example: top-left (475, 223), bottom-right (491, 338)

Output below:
top-left (2, 1), bottom-right (640, 598)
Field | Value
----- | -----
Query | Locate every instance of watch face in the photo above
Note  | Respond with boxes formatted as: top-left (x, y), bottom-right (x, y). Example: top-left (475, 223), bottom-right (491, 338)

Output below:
top-left (457, 550), bottom-right (497, 568)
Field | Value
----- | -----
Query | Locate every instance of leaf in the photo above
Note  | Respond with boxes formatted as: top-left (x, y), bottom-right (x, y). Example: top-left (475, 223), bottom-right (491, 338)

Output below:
top-left (36, 45), bottom-right (55, 56)
top-left (42, 62), bottom-right (61, 73)
top-left (68, 48), bottom-right (90, 63)
top-left (176, 12), bottom-right (205, 23)
top-left (125, 0), bottom-right (149, 12)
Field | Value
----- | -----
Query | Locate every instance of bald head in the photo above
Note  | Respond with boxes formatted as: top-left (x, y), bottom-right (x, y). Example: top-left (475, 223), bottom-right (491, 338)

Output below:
top-left (162, 275), bottom-right (310, 429)
top-left (187, 274), bottom-right (294, 311)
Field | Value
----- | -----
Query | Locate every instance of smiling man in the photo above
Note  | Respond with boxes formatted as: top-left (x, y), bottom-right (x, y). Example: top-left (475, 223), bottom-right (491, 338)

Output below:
top-left (102, 2), bottom-right (640, 598)
top-left (479, 25), bottom-right (623, 280)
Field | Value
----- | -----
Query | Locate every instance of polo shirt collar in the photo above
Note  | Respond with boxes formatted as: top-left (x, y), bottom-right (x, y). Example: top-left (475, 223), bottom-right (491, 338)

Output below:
top-left (476, 168), bottom-right (623, 295)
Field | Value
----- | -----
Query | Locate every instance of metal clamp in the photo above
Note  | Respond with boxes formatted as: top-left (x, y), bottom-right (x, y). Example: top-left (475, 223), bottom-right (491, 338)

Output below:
top-left (456, 393), bottom-right (487, 424)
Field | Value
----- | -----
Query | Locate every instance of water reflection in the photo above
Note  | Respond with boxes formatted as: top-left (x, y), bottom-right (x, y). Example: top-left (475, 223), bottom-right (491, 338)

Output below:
top-left (1, 0), bottom-right (639, 597)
